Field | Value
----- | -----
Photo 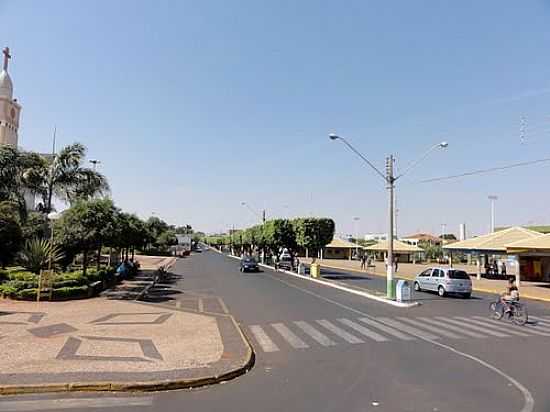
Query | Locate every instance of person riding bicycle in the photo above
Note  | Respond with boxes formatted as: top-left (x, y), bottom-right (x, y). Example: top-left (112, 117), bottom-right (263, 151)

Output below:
top-left (501, 278), bottom-right (519, 317)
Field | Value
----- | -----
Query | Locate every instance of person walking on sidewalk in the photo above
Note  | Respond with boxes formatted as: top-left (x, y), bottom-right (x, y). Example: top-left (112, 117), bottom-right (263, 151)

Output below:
top-left (360, 254), bottom-right (366, 271)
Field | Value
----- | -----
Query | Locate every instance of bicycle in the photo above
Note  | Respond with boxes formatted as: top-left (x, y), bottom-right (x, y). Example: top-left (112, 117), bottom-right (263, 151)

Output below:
top-left (489, 299), bottom-right (528, 325)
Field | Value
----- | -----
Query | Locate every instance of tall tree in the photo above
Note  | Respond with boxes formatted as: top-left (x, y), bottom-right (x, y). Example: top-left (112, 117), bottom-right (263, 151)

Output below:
top-left (55, 199), bottom-right (117, 275)
top-left (0, 201), bottom-right (23, 268)
top-left (40, 143), bottom-right (110, 213)
top-left (293, 218), bottom-right (335, 260)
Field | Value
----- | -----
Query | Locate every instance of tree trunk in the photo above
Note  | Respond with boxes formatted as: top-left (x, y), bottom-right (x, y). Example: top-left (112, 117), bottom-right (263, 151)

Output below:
top-left (96, 243), bottom-right (102, 271)
top-left (82, 249), bottom-right (88, 276)
top-left (131, 246), bottom-right (135, 260)
top-left (125, 248), bottom-right (129, 260)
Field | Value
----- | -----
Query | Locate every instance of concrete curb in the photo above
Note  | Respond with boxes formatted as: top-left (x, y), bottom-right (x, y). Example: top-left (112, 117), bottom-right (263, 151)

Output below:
top-left (0, 316), bottom-right (255, 396)
top-left (220, 252), bottom-right (418, 308)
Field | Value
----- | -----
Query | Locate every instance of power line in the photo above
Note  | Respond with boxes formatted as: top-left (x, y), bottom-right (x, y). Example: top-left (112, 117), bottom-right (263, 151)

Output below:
top-left (419, 156), bottom-right (550, 183)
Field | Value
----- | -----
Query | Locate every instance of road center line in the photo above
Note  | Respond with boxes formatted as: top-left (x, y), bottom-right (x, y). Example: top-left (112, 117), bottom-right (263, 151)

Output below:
top-left (265, 272), bottom-right (534, 412)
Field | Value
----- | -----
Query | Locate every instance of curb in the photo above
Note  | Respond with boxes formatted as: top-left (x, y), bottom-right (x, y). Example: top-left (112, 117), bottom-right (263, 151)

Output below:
top-left (0, 317), bottom-right (255, 396)
top-left (222, 252), bottom-right (418, 308)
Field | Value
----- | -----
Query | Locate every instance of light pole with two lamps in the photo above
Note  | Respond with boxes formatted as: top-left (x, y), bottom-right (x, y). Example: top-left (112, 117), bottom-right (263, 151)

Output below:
top-left (329, 133), bottom-right (448, 299)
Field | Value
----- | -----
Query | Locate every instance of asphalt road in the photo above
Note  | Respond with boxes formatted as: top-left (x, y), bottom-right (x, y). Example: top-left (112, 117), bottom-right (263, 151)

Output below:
top-left (4, 250), bottom-right (550, 412)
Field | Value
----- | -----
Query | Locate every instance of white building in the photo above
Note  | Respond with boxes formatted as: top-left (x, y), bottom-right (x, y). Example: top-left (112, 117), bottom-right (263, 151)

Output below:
top-left (364, 233), bottom-right (388, 242)
top-left (0, 47), bottom-right (21, 147)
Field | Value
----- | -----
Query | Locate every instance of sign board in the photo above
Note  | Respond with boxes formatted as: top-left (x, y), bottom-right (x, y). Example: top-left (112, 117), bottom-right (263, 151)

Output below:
top-left (37, 270), bottom-right (55, 302)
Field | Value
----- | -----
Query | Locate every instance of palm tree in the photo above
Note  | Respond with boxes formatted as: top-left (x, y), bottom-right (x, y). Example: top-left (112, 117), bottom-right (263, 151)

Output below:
top-left (39, 143), bottom-right (110, 213)
top-left (0, 146), bottom-right (46, 220)
top-left (0, 143), bottom-right (109, 216)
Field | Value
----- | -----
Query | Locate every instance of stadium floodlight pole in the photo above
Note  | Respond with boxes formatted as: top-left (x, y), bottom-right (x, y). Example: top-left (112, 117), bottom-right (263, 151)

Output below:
top-left (488, 195), bottom-right (498, 233)
top-left (329, 133), bottom-right (448, 299)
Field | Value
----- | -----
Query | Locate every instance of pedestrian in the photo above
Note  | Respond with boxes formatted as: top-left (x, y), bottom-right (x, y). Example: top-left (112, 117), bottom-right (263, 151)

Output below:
top-left (501, 261), bottom-right (507, 277)
top-left (360, 254), bottom-right (366, 270)
top-left (394, 257), bottom-right (398, 273)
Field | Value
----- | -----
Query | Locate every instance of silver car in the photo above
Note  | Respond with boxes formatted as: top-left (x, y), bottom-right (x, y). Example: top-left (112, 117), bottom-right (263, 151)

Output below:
top-left (413, 267), bottom-right (472, 298)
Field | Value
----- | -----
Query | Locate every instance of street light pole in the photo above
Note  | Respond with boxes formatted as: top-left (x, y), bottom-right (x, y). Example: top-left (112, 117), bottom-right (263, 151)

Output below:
top-left (353, 216), bottom-right (360, 258)
top-left (330, 134), bottom-right (448, 299)
top-left (488, 195), bottom-right (498, 233)
top-left (386, 156), bottom-right (395, 297)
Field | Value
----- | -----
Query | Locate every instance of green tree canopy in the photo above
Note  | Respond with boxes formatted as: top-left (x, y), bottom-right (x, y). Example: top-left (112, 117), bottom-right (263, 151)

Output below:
top-left (55, 198), bottom-right (118, 274)
top-left (293, 218), bottom-right (335, 258)
top-left (0, 201), bottom-right (23, 268)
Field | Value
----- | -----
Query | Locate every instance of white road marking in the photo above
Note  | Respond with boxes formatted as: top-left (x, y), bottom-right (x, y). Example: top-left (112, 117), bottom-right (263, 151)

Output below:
top-left (316, 319), bottom-right (364, 344)
top-left (439, 317), bottom-right (510, 338)
top-left (0, 397), bottom-right (153, 411)
top-left (418, 317), bottom-right (487, 338)
top-left (263, 272), bottom-right (534, 412)
top-left (272, 323), bottom-right (309, 349)
top-left (294, 321), bottom-right (336, 346)
top-left (377, 317), bottom-right (439, 340)
top-left (527, 315), bottom-right (550, 328)
top-left (460, 317), bottom-right (530, 337)
top-left (397, 317), bottom-right (463, 339)
top-left (249, 325), bottom-right (279, 352)
top-left (358, 317), bottom-right (416, 341)
top-left (217, 297), bottom-right (229, 314)
top-left (473, 317), bottom-right (550, 337)
top-left (337, 318), bottom-right (389, 342)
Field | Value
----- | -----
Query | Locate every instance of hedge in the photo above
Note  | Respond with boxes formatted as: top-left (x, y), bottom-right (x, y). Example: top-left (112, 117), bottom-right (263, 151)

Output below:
top-left (0, 267), bottom-right (116, 300)
top-left (13, 286), bottom-right (90, 301)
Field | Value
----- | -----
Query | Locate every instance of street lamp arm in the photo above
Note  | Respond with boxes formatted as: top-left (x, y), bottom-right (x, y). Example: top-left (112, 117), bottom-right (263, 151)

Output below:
top-left (395, 142), bottom-right (448, 180)
top-left (241, 202), bottom-right (263, 221)
top-left (332, 136), bottom-right (387, 182)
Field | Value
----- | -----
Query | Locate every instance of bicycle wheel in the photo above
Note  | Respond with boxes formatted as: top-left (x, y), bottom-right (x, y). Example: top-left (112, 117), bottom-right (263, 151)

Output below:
top-left (513, 305), bottom-right (528, 326)
top-left (490, 302), bottom-right (503, 320)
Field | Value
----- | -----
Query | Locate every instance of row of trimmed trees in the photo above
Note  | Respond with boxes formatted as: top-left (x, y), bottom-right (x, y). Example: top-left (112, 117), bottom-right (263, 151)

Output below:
top-left (204, 218), bottom-right (335, 259)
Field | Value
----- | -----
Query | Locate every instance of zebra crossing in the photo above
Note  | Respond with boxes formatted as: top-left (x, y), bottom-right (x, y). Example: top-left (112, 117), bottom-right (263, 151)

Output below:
top-left (247, 314), bottom-right (550, 353)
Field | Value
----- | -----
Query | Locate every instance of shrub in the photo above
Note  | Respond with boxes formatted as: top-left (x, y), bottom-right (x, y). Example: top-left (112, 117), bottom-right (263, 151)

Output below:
top-left (15, 288), bottom-right (38, 300)
top-left (8, 271), bottom-right (38, 282)
top-left (19, 238), bottom-right (64, 274)
top-left (0, 282), bottom-right (18, 296)
top-left (53, 285), bottom-right (89, 300)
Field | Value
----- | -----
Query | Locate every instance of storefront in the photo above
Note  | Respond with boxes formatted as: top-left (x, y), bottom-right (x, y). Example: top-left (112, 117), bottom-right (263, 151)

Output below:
top-left (444, 226), bottom-right (542, 281)
top-left (507, 234), bottom-right (550, 282)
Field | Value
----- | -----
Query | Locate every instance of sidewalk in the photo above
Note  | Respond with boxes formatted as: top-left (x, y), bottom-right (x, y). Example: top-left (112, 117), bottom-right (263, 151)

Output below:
top-left (0, 271), bottom-right (253, 395)
top-left (301, 258), bottom-right (550, 303)
top-left (101, 256), bottom-right (177, 300)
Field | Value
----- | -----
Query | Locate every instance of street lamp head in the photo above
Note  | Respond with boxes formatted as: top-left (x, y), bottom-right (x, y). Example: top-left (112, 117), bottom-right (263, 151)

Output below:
top-left (438, 141), bottom-right (449, 148)
top-left (241, 201), bottom-right (246, 206)
top-left (329, 133), bottom-right (340, 141)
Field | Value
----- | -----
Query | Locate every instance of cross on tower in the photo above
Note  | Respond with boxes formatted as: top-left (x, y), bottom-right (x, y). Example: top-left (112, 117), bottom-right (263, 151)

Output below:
top-left (3, 47), bottom-right (11, 71)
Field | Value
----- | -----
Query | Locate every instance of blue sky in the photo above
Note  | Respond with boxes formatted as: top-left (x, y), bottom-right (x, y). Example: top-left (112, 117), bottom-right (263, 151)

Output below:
top-left (2, 0), bottom-right (550, 236)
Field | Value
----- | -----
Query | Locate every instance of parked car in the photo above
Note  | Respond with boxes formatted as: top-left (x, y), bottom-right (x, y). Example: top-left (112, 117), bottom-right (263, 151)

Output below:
top-left (413, 267), bottom-right (472, 298)
top-left (240, 256), bottom-right (259, 272)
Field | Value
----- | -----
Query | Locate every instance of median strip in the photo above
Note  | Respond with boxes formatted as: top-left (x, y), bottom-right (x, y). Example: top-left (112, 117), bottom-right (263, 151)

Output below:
top-left (215, 250), bottom-right (418, 308)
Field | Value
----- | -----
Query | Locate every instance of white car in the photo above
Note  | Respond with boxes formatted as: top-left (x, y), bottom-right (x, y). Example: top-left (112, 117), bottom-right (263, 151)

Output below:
top-left (414, 267), bottom-right (472, 298)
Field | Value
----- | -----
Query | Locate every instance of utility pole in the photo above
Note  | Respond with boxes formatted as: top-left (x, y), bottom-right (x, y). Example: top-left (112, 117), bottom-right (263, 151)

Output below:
top-left (488, 195), bottom-right (498, 233)
top-left (386, 155), bottom-right (395, 299)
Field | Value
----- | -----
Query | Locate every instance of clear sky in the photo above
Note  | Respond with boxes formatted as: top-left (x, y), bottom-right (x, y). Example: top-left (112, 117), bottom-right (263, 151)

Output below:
top-left (2, 0), bottom-right (550, 237)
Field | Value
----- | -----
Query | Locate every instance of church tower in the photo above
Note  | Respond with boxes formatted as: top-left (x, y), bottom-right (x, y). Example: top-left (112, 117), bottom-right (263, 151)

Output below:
top-left (0, 47), bottom-right (22, 147)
